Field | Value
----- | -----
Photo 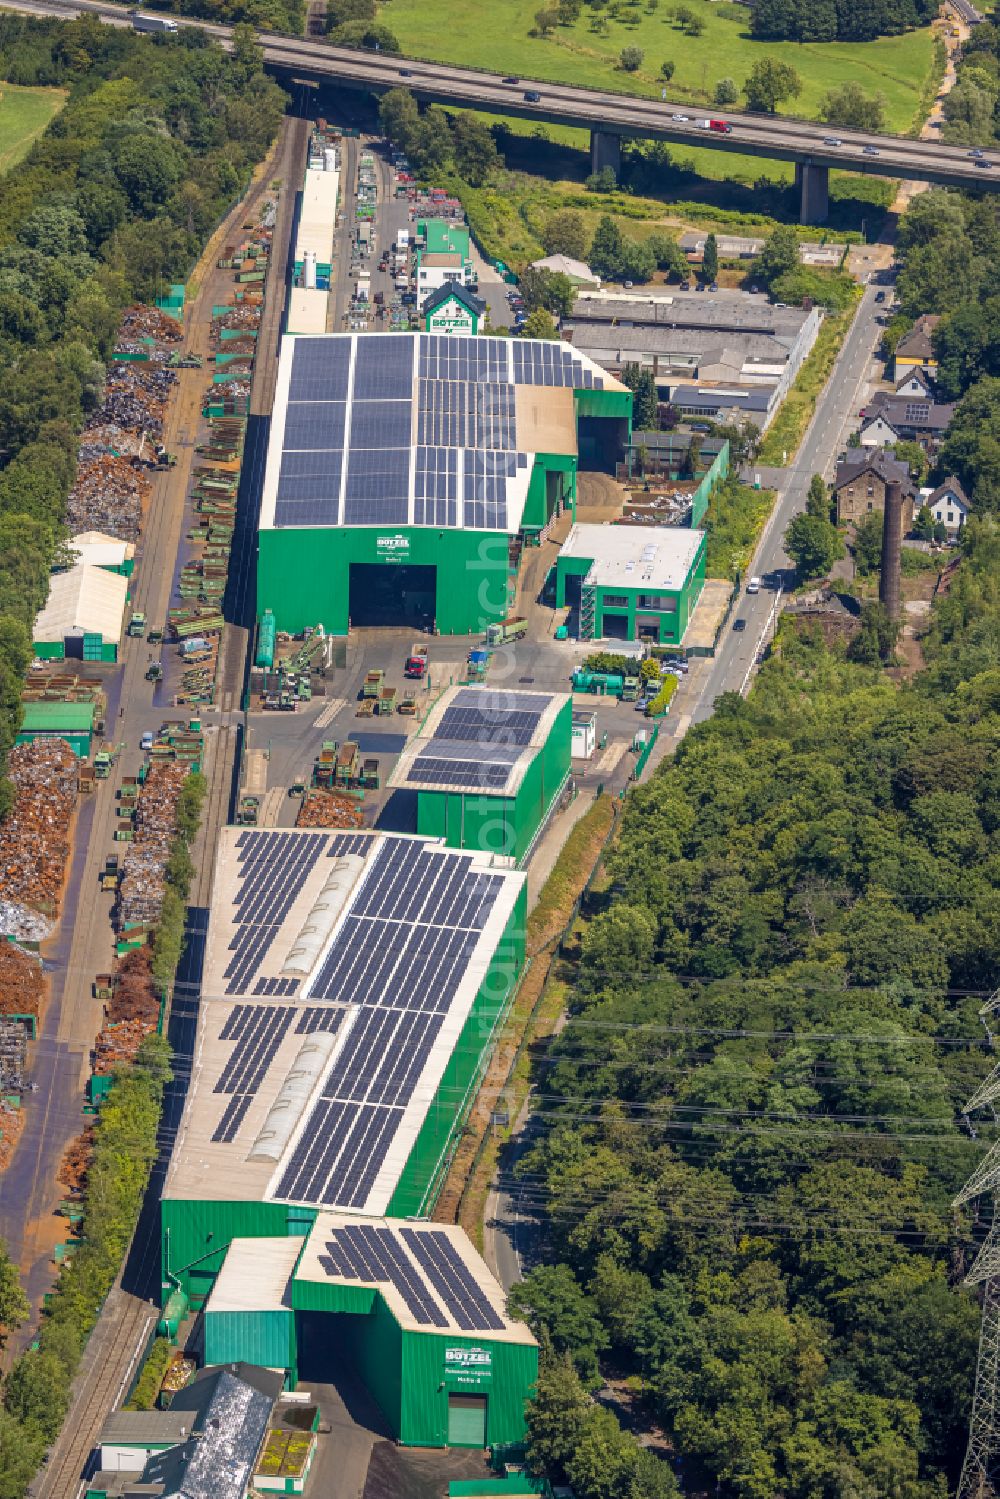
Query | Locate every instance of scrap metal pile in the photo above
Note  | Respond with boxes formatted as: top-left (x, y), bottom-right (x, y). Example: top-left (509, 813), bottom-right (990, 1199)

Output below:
top-left (0, 942), bottom-right (44, 1020)
top-left (58, 1124), bottom-right (95, 1195)
top-left (113, 304), bottom-right (182, 357)
top-left (0, 1104), bottom-right (24, 1171)
top-left (117, 762), bottom-right (189, 929)
top-left (85, 362), bottom-right (177, 441)
top-left (66, 454), bottom-right (152, 541)
top-left (0, 740), bottom-right (79, 938)
top-left (295, 789), bottom-right (365, 829)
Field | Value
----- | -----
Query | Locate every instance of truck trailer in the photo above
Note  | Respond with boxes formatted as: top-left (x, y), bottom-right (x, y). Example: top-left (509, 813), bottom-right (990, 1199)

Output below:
top-left (130, 11), bottom-right (180, 30)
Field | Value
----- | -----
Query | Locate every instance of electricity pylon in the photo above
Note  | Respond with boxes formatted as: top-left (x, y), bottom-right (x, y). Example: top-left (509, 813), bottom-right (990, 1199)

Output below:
top-left (954, 991), bottom-right (1000, 1499)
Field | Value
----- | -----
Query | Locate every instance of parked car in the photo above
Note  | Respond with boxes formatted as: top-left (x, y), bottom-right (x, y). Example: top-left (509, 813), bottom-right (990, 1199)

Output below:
top-left (733, 617), bottom-right (748, 632)
top-left (874, 290), bottom-right (885, 303)
top-left (747, 576), bottom-right (761, 594)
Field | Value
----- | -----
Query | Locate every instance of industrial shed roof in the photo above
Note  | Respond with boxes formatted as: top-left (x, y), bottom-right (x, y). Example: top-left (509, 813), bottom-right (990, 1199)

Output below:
top-left (259, 332), bottom-right (621, 535)
top-left (69, 531), bottom-right (135, 569)
top-left (165, 829), bottom-right (524, 1218)
top-left (287, 287), bottom-right (328, 336)
top-left (389, 684), bottom-right (568, 798)
top-left (33, 563), bottom-right (129, 644)
top-left (20, 701), bottom-right (95, 732)
top-left (561, 522), bottom-right (705, 594)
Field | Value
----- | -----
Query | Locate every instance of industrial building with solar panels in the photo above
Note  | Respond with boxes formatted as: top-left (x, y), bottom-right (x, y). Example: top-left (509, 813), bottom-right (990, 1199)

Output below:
top-left (257, 332), bottom-right (631, 636)
top-left (389, 686), bottom-right (572, 861)
top-left (161, 824), bottom-right (538, 1450)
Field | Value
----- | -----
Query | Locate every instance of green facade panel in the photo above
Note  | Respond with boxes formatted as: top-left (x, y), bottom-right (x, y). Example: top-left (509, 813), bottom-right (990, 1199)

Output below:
top-left (161, 1200), bottom-right (311, 1307)
top-left (401, 1332), bottom-right (538, 1448)
top-left (388, 886), bottom-right (527, 1217)
top-left (258, 525), bottom-right (511, 637)
top-left (203, 1308), bottom-right (295, 1373)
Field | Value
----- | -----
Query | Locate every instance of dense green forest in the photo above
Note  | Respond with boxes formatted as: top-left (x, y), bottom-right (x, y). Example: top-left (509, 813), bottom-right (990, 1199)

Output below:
top-left (0, 15), bottom-right (285, 817)
top-left (750, 0), bottom-right (938, 44)
top-left (511, 519), bottom-right (1000, 1496)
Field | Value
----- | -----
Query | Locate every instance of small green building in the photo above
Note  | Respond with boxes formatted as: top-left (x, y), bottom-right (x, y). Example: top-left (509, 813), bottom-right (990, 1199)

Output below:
top-left (16, 701), bottom-right (95, 758)
top-left (556, 522), bottom-right (707, 645)
top-left (389, 686), bottom-right (572, 863)
top-left (423, 281), bottom-right (486, 335)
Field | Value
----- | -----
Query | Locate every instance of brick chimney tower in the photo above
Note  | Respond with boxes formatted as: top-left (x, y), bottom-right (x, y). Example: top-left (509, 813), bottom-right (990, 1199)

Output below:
top-left (880, 479), bottom-right (903, 622)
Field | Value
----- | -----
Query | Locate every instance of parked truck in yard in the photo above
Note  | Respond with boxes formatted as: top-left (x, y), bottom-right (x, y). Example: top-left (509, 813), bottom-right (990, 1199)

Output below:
top-left (486, 616), bottom-right (528, 647)
top-left (405, 644), bottom-right (428, 679)
top-left (130, 10), bottom-right (179, 30)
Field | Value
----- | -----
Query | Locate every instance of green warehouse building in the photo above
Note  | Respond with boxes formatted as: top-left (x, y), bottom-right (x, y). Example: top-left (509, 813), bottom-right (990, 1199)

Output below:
top-left (161, 827), bottom-right (537, 1450)
top-left (555, 521), bottom-right (707, 645)
top-left (389, 685), bottom-right (572, 863)
top-left (256, 333), bottom-right (630, 637)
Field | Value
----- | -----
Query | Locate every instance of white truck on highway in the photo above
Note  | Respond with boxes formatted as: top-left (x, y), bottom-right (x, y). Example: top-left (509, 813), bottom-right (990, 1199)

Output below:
top-left (130, 11), bottom-right (180, 32)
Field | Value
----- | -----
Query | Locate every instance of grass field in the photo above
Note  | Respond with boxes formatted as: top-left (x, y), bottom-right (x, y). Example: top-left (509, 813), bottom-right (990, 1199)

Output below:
top-left (386, 0), bottom-right (936, 134)
top-left (0, 84), bottom-right (65, 176)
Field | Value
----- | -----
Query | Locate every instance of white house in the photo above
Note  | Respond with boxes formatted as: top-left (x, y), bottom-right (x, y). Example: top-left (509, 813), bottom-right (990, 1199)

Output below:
top-left (923, 476), bottom-right (970, 533)
top-left (895, 367), bottom-right (936, 399)
top-left (859, 412), bottom-right (901, 448)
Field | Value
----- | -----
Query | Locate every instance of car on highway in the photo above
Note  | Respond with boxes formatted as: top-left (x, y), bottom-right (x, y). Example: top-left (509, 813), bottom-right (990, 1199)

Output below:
top-left (672, 113), bottom-right (689, 121)
top-left (399, 68), bottom-right (412, 77)
top-left (503, 75), bottom-right (519, 84)
top-left (977, 160), bottom-right (993, 169)
top-left (863, 145), bottom-right (880, 156)
top-left (875, 290), bottom-right (885, 302)
top-left (969, 148), bottom-right (985, 158)
top-left (524, 90), bottom-right (541, 102)
top-left (823, 136), bottom-right (843, 146)
top-left (733, 617), bottom-right (748, 633)
top-left (747, 576), bottom-right (761, 594)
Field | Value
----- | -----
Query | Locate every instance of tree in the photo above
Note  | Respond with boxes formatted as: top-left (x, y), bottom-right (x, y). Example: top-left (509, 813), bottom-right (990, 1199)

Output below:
top-left (937, 376), bottom-right (1000, 511)
top-left (744, 57), bottom-right (802, 113)
top-left (848, 599), bottom-right (899, 665)
top-left (618, 235), bottom-right (656, 283)
top-left (568, 1406), bottom-right (679, 1498)
top-left (660, 59), bottom-right (675, 81)
top-left (589, 214), bottom-right (625, 279)
top-left (687, 14), bottom-right (704, 34)
top-left (752, 223), bottom-right (799, 288)
top-left (785, 510), bottom-right (842, 578)
top-left (806, 472), bottom-right (830, 519)
top-left (558, 0), bottom-right (582, 18)
top-left (620, 45), bottom-right (644, 70)
top-left (519, 266), bottom-right (576, 317)
top-left (586, 166), bottom-right (617, 193)
top-left (508, 1264), bottom-right (609, 1384)
top-left (524, 1354), bottom-right (590, 1476)
top-left (622, 364), bottom-right (659, 428)
top-left (852, 509), bottom-right (883, 575)
top-left (645, 232), bottom-right (688, 280)
top-left (534, 6), bottom-right (560, 33)
top-left (892, 439), bottom-right (928, 484)
top-left (379, 86), bottom-right (420, 147)
top-left (713, 77), bottom-right (738, 107)
top-left (542, 209), bottom-right (588, 260)
top-left (820, 80), bottom-right (886, 131)
top-left (0, 1241), bottom-right (28, 1340)
top-left (913, 503), bottom-right (936, 540)
top-left (328, 19), bottom-right (400, 49)
top-left (702, 232), bottom-right (718, 283)
top-left (326, 0), bottom-right (376, 25)
top-left (452, 115), bottom-right (498, 185)
top-left (521, 307), bottom-right (559, 339)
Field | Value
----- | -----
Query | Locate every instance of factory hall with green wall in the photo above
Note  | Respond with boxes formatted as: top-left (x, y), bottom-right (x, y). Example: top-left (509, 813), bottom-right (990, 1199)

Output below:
top-left (160, 814), bottom-right (540, 1450)
top-left (256, 332), bottom-right (631, 638)
top-left (389, 686), bottom-right (573, 863)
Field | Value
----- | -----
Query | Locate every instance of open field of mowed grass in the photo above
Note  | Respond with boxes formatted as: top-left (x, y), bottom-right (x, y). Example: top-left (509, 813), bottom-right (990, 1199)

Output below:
top-left (0, 84), bottom-right (65, 176)
top-left (386, 0), bottom-right (935, 133)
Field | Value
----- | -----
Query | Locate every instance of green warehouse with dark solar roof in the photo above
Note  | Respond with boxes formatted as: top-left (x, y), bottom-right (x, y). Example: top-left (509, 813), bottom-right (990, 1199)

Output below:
top-left (160, 823), bottom-right (538, 1450)
top-left (256, 332), bottom-right (631, 637)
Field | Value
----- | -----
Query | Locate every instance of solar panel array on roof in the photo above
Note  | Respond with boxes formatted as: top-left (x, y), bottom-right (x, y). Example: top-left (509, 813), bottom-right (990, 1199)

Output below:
top-left (437, 688), bottom-right (549, 747)
top-left (407, 754), bottom-right (514, 791)
top-left (272, 333), bottom-right (608, 532)
top-left (212, 1004), bottom-right (295, 1143)
top-left (274, 837), bottom-right (506, 1211)
top-left (316, 1221), bottom-right (506, 1331)
top-left (224, 832), bottom-right (327, 996)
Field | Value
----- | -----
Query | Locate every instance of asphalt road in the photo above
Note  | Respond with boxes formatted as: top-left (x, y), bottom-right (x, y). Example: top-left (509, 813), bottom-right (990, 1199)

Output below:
top-left (4, 0), bottom-right (1000, 194)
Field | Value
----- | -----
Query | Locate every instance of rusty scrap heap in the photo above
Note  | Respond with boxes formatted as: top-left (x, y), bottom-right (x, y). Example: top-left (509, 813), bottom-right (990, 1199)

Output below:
top-left (0, 942), bottom-right (44, 1020)
top-left (0, 740), bottom-right (78, 935)
top-left (117, 762), bottom-right (189, 929)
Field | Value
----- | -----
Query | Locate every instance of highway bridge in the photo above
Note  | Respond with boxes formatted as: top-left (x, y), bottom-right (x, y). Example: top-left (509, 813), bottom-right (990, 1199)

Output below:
top-left (7, 0), bottom-right (1000, 222)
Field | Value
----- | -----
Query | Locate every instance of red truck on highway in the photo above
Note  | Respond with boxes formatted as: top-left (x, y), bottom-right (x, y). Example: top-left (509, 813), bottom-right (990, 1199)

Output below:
top-left (709, 120), bottom-right (733, 133)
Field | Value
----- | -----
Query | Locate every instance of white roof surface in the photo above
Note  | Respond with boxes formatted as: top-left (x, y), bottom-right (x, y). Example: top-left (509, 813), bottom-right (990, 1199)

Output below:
top-left (34, 563), bottom-right (128, 643)
top-left (530, 253), bottom-right (599, 285)
top-left (68, 532), bottom-right (135, 569)
top-left (206, 1237), bottom-right (302, 1314)
top-left (165, 829), bottom-right (525, 1218)
top-left (287, 287), bottom-right (328, 336)
top-left (295, 166), bottom-right (339, 264)
top-left (561, 522), bottom-right (705, 594)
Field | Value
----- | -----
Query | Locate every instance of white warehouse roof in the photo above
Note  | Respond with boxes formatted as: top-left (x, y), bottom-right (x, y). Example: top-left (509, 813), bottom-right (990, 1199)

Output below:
top-left (562, 522), bottom-right (705, 593)
top-left (68, 531), bottom-right (135, 570)
top-left (34, 563), bottom-right (129, 643)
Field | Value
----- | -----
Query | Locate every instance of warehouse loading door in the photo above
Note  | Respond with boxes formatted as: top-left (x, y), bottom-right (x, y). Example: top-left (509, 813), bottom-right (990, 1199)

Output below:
top-left (447, 1393), bottom-right (487, 1447)
top-left (349, 563), bottom-right (436, 627)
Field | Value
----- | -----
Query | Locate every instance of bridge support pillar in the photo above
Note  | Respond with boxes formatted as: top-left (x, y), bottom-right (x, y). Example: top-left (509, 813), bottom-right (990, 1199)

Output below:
top-left (590, 129), bottom-right (622, 181)
top-left (795, 161), bottom-right (829, 226)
